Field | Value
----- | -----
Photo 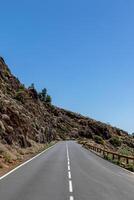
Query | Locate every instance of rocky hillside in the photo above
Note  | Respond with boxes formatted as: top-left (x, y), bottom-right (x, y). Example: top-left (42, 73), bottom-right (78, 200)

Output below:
top-left (0, 57), bottom-right (133, 171)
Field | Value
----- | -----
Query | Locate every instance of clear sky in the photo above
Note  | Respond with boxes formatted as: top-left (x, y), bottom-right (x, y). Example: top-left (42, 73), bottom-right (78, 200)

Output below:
top-left (0, 0), bottom-right (134, 133)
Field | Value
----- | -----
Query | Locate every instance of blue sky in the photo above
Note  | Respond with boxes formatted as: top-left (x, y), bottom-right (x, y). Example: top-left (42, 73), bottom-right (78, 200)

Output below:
top-left (0, 0), bottom-right (134, 133)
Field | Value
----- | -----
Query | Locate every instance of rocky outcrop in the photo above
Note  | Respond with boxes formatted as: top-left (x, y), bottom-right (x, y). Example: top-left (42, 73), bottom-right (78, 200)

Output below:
top-left (0, 58), bottom-right (133, 155)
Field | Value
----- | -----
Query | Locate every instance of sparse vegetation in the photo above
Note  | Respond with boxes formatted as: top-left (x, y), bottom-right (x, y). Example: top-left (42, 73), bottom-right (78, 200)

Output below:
top-left (81, 142), bottom-right (134, 172)
top-left (15, 90), bottom-right (25, 103)
top-left (126, 164), bottom-right (134, 172)
top-left (118, 146), bottom-right (133, 156)
top-left (28, 83), bottom-right (38, 100)
top-left (38, 88), bottom-right (47, 102)
top-left (109, 136), bottom-right (121, 147)
top-left (19, 84), bottom-right (25, 90)
top-left (3, 152), bottom-right (12, 163)
top-left (45, 95), bottom-right (52, 104)
top-left (94, 135), bottom-right (104, 145)
top-left (0, 57), bottom-right (133, 174)
top-left (38, 88), bottom-right (52, 104)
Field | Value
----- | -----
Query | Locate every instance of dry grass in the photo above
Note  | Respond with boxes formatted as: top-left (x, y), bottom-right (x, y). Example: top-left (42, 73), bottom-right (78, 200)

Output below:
top-left (0, 140), bottom-right (57, 175)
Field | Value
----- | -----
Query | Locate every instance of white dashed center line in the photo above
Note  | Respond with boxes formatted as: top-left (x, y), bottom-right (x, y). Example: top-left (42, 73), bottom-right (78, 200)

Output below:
top-left (69, 180), bottom-right (73, 192)
top-left (68, 171), bottom-right (72, 179)
top-left (68, 165), bottom-right (71, 171)
top-left (66, 143), bottom-right (74, 200)
top-left (70, 196), bottom-right (74, 200)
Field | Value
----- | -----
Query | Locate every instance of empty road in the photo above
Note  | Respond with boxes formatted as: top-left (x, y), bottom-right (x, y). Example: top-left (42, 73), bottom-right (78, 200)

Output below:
top-left (0, 141), bottom-right (134, 200)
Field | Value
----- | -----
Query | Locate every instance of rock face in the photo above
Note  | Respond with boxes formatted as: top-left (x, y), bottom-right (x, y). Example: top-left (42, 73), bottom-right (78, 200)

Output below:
top-left (0, 57), bottom-right (133, 152)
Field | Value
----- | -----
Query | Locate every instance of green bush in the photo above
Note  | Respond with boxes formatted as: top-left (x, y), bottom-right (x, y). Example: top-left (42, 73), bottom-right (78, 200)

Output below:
top-left (19, 84), bottom-right (25, 90)
top-left (118, 146), bottom-right (133, 156)
top-left (125, 164), bottom-right (134, 172)
top-left (45, 95), bottom-right (52, 104)
top-left (109, 136), bottom-right (121, 147)
top-left (111, 159), bottom-right (122, 166)
top-left (94, 135), bottom-right (104, 145)
top-left (38, 88), bottom-right (52, 104)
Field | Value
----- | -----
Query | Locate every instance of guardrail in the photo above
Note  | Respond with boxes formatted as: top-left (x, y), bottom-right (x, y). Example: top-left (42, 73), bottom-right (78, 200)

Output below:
top-left (81, 142), bottom-right (134, 165)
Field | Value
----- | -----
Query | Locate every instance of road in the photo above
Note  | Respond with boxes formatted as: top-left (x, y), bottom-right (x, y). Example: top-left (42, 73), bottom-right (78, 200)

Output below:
top-left (0, 141), bottom-right (134, 200)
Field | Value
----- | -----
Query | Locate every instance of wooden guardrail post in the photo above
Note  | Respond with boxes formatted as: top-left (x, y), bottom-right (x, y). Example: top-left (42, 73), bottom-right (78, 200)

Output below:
top-left (84, 143), bottom-right (134, 167)
top-left (118, 155), bottom-right (121, 162)
top-left (126, 158), bottom-right (129, 165)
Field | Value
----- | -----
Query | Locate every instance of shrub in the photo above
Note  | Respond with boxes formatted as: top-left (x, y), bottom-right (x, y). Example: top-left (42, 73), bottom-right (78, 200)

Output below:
top-left (3, 152), bottom-right (12, 163)
top-left (19, 84), bottom-right (25, 90)
top-left (45, 95), bottom-right (52, 104)
top-left (38, 88), bottom-right (52, 104)
top-left (28, 83), bottom-right (38, 100)
top-left (38, 88), bottom-right (47, 102)
top-left (15, 91), bottom-right (25, 103)
top-left (112, 159), bottom-right (122, 166)
top-left (4, 68), bottom-right (10, 77)
top-left (94, 135), bottom-right (104, 145)
top-left (109, 136), bottom-right (121, 147)
top-left (126, 164), bottom-right (134, 172)
top-left (118, 146), bottom-right (133, 156)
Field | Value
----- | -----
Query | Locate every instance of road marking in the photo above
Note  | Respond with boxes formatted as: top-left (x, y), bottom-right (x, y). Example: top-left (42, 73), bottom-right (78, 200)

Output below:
top-left (66, 143), bottom-right (74, 200)
top-left (70, 196), bottom-right (74, 200)
top-left (68, 165), bottom-right (71, 171)
top-left (68, 171), bottom-right (72, 179)
top-left (0, 143), bottom-right (57, 181)
top-left (69, 180), bottom-right (73, 193)
top-left (67, 149), bottom-right (69, 161)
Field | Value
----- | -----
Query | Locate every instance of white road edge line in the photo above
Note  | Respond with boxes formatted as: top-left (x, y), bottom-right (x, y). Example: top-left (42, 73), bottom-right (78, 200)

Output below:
top-left (0, 143), bottom-right (58, 181)
top-left (121, 167), bottom-right (134, 175)
top-left (67, 149), bottom-right (69, 161)
top-left (69, 180), bottom-right (73, 193)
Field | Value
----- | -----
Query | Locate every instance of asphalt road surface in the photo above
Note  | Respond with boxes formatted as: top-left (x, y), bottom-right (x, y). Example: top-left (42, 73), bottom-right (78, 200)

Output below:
top-left (0, 141), bottom-right (134, 200)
